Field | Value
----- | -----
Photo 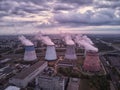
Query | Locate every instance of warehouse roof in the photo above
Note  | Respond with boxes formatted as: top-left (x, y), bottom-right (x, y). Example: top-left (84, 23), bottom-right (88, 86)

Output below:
top-left (13, 61), bottom-right (47, 79)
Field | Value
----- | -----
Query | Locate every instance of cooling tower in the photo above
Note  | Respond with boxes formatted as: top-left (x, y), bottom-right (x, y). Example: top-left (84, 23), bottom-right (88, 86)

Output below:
top-left (24, 45), bottom-right (37, 61)
top-left (83, 51), bottom-right (101, 72)
top-left (45, 45), bottom-right (57, 61)
top-left (65, 45), bottom-right (77, 60)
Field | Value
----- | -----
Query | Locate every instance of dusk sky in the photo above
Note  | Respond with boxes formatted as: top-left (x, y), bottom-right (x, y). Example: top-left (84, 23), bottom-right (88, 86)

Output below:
top-left (0, 0), bottom-right (120, 35)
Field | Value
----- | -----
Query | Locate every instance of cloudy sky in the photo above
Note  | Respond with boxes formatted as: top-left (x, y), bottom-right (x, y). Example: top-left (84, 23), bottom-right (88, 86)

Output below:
top-left (0, 0), bottom-right (120, 35)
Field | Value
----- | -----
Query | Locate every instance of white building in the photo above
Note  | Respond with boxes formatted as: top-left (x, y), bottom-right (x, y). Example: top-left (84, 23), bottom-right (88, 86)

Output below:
top-left (67, 78), bottom-right (80, 90)
top-left (9, 61), bottom-right (47, 88)
top-left (35, 68), bottom-right (67, 90)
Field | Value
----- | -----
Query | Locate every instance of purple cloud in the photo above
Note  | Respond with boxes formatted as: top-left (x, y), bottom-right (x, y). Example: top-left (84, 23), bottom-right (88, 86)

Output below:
top-left (0, 0), bottom-right (120, 33)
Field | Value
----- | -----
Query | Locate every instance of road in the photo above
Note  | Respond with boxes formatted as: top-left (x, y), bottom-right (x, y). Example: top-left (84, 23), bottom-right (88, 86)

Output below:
top-left (100, 56), bottom-right (119, 90)
top-left (98, 39), bottom-right (120, 51)
top-left (99, 50), bottom-right (118, 55)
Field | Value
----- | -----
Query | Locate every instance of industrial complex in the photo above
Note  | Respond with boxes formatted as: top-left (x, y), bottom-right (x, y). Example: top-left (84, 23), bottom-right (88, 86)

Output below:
top-left (0, 34), bottom-right (119, 90)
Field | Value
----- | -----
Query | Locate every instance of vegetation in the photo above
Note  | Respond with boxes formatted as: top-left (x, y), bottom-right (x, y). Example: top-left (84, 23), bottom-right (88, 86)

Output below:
top-left (95, 42), bottom-right (114, 51)
top-left (0, 48), bottom-right (12, 54)
top-left (56, 49), bottom-right (66, 52)
top-left (15, 49), bottom-right (24, 54)
top-left (89, 75), bottom-right (110, 90)
top-left (58, 67), bottom-right (80, 78)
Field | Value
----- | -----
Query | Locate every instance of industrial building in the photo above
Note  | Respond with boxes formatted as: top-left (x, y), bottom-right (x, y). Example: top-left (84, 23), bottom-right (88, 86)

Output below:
top-left (67, 78), bottom-right (80, 90)
top-left (83, 51), bottom-right (101, 72)
top-left (35, 67), bottom-right (67, 90)
top-left (9, 61), bottom-right (47, 88)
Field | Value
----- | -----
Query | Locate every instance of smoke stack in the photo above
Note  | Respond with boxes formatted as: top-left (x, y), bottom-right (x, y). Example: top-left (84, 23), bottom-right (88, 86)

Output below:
top-left (24, 45), bottom-right (37, 61)
top-left (45, 45), bottom-right (57, 61)
top-left (65, 45), bottom-right (77, 60)
top-left (61, 34), bottom-right (77, 60)
top-left (83, 51), bottom-right (101, 72)
top-left (34, 33), bottom-right (57, 61)
top-left (18, 35), bottom-right (37, 61)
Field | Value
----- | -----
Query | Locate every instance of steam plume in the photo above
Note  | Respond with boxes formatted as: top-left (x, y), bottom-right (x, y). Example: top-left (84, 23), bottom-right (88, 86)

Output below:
top-left (61, 33), bottom-right (75, 45)
top-left (35, 32), bottom-right (54, 45)
top-left (18, 35), bottom-right (34, 46)
top-left (75, 35), bottom-right (98, 52)
top-left (82, 35), bottom-right (94, 45)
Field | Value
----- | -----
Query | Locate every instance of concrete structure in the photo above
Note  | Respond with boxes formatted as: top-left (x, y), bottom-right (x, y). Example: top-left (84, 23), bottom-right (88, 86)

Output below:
top-left (9, 61), bottom-right (47, 88)
top-left (67, 78), bottom-right (80, 90)
top-left (83, 51), bottom-right (101, 72)
top-left (24, 45), bottom-right (37, 61)
top-left (65, 45), bottom-right (77, 60)
top-left (57, 59), bottom-right (76, 68)
top-left (5, 86), bottom-right (20, 90)
top-left (45, 45), bottom-right (57, 61)
top-left (57, 45), bottom-right (77, 68)
top-left (35, 67), bottom-right (67, 90)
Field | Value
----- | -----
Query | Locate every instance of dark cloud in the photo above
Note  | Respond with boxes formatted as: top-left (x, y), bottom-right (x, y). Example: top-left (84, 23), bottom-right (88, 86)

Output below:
top-left (59, 0), bottom-right (93, 5)
top-left (54, 8), bottom-right (120, 26)
top-left (0, 0), bottom-right (49, 4)
top-left (0, 0), bottom-right (120, 30)
top-left (0, 0), bottom-right (49, 16)
top-left (36, 23), bottom-right (56, 28)
top-left (0, 19), bottom-right (37, 27)
top-left (0, 11), bottom-right (8, 17)
top-left (53, 0), bottom-right (120, 26)
top-left (54, 3), bottom-right (75, 11)
top-left (94, 0), bottom-right (120, 8)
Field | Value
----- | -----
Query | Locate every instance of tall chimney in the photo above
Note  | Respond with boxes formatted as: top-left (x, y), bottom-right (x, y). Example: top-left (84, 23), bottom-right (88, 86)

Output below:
top-left (65, 45), bottom-right (77, 60)
top-left (45, 45), bottom-right (57, 61)
top-left (24, 45), bottom-right (37, 61)
top-left (83, 51), bottom-right (101, 72)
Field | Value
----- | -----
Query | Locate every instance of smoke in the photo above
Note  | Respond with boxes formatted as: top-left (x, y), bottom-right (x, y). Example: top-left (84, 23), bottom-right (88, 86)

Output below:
top-left (35, 32), bottom-right (54, 45)
top-left (64, 35), bottom-right (75, 45)
top-left (61, 33), bottom-right (75, 45)
top-left (34, 31), bottom-right (43, 40)
top-left (82, 35), bottom-right (94, 45)
top-left (79, 39), bottom-right (98, 52)
top-left (18, 35), bottom-right (34, 46)
top-left (75, 35), bottom-right (98, 52)
top-left (40, 36), bottom-right (54, 45)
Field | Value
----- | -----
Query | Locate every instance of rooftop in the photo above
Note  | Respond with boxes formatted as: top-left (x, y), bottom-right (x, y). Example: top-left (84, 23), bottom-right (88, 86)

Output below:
top-left (57, 59), bottom-right (76, 67)
top-left (67, 78), bottom-right (80, 90)
top-left (13, 61), bottom-right (47, 79)
top-left (38, 67), bottom-right (66, 82)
